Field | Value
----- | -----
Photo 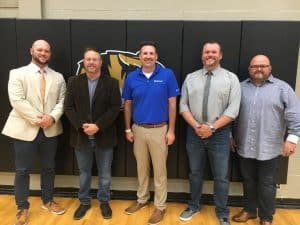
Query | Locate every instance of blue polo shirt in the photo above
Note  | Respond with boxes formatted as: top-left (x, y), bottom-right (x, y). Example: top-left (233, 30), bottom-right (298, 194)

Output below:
top-left (122, 65), bottom-right (180, 124)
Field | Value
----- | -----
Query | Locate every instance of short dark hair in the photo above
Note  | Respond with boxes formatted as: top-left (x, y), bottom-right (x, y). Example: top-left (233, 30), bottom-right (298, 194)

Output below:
top-left (203, 41), bottom-right (222, 53)
top-left (83, 47), bottom-right (102, 59)
top-left (139, 41), bottom-right (158, 53)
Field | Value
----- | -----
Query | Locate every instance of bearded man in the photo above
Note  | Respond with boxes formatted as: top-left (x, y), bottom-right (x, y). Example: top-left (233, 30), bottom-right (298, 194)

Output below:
top-left (179, 41), bottom-right (241, 225)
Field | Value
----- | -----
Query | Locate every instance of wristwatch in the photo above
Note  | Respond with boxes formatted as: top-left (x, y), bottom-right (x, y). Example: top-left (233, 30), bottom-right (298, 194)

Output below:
top-left (207, 123), bottom-right (216, 133)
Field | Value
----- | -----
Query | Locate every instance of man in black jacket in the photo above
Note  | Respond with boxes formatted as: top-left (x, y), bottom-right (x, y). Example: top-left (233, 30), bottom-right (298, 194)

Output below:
top-left (64, 47), bottom-right (121, 220)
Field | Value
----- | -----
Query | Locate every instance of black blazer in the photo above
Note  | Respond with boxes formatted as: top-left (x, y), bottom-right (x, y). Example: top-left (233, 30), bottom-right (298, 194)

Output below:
top-left (64, 73), bottom-right (121, 149)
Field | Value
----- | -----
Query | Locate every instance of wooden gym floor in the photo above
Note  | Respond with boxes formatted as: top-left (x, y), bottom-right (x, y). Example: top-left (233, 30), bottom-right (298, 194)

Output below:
top-left (0, 194), bottom-right (299, 225)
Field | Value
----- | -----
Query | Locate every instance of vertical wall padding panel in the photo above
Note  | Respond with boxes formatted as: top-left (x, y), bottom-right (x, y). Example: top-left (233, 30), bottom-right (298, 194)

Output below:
top-left (239, 21), bottom-right (300, 85)
top-left (15, 19), bottom-right (73, 175)
top-left (126, 21), bottom-right (184, 178)
top-left (0, 19), bottom-right (18, 171)
top-left (179, 21), bottom-right (242, 179)
top-left (70, 20), bottom-right (127, 176)
top-left (238, 21), bottom-right (300, 183)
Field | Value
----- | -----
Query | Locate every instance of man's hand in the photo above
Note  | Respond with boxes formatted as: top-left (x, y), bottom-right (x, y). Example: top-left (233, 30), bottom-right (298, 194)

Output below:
top-left (165, 130), bottom-right (175, 146)
top-left (82, 123), bottom-right (99, 136)
top-left (125, 131), bottom-right (134, 143)
top-left (230, 138), bottom-right (237, 152)
top-left (282, 141), bottom-right (296, 157)
top-left (36, 114), bottom-right (54, 130)
top-left (197, 124), bottom-right (213, 139)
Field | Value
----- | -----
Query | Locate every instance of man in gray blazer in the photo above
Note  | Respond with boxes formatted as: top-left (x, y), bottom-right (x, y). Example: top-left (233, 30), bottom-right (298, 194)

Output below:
top-left (2, 39), bottom-right (66, 225)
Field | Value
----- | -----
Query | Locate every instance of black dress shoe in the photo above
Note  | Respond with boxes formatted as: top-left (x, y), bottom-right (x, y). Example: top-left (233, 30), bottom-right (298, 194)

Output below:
top-left (100, 203), bottom-right (112, 219)
top-left (73, 204), bottom-right (91, 220)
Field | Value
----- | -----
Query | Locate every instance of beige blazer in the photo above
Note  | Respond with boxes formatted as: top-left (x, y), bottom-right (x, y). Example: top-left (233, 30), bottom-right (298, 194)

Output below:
top-left (2, 64), bottom-right (66, 141)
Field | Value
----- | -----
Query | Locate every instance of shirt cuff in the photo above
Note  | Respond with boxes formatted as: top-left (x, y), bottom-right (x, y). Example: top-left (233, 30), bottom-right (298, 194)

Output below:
top-left (287, 134), bottom-right (299, 144)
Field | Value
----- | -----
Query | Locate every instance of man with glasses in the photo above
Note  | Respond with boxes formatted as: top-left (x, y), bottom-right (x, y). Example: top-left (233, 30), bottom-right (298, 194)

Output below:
top-left (232, 55), bottom-right (300, 225)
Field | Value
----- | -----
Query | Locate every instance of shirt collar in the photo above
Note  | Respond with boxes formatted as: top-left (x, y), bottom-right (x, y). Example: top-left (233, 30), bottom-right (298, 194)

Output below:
top-left (87, 76), bottom-right (99, 82)
top-left (138, 64), bottom-right (161, 77)
top-left (246, 74), bottom-right (274, 84)
top-left (203, 65), bottom-right (221, 76)
top-left (267, 74), bottom-right (275, 82)
top-left (29, 62), bottom-right (49, 74)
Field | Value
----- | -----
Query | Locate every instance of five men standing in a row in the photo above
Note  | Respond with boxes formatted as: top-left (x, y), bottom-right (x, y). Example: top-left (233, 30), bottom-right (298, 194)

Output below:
top-left (2, 39), bottom-right (299, 225)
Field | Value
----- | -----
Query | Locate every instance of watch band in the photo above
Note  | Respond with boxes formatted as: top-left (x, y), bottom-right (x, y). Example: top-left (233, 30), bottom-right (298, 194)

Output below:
top-left (206, 123), bottom-right (216, 133)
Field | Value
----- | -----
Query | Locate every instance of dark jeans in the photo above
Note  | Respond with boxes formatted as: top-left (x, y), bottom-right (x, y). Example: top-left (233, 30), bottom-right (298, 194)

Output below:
top-left (186, 125), bottom-right (230, 219)
top-left (14, 129), bottom-right (58, 209)
top-left (75, 139), bottom-right (113, 205)
top-left (239, 155), bottom-right (280, 222)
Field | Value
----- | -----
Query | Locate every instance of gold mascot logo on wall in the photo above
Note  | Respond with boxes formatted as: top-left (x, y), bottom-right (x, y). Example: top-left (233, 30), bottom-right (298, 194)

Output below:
top-left (76, 50), bottom-right (165, 90)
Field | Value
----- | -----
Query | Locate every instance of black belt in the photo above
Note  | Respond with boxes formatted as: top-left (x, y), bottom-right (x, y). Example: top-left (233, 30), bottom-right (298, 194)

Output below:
top-left (136, 122), bottom-right (167, 128)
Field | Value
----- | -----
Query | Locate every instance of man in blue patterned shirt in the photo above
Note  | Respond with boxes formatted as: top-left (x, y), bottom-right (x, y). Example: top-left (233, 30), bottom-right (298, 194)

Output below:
top-left (232, 55), bottom-right (300, 225)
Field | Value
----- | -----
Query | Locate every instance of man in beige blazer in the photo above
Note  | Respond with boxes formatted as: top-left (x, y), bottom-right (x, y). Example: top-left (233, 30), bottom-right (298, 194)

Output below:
top-left (2, 39), bottom-right (66, 225)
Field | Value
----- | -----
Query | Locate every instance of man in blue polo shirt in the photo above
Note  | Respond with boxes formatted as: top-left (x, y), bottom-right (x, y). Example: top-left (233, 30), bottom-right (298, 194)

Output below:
top-left (122, 41), bottom-right (180, 225)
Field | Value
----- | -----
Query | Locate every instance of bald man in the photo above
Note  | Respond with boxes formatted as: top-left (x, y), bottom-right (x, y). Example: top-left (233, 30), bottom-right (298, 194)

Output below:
top-left (2, 40), bottom-right (66, 225)
top-left (232, 55), bottom-right (300, 225)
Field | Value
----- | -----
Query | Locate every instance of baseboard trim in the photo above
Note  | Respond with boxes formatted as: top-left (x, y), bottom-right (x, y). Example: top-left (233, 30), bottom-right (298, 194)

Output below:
top-left (1, 185), bottom-right (299, 209)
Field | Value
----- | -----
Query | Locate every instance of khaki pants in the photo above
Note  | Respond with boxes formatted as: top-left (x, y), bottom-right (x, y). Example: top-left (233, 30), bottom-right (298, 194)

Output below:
top-left (132, 124), bottom-right (168, 210)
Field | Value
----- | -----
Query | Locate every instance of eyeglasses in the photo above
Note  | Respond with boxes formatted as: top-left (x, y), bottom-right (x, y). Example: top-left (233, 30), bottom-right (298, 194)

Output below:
top-left (249, 65), bottom-right (270, 69)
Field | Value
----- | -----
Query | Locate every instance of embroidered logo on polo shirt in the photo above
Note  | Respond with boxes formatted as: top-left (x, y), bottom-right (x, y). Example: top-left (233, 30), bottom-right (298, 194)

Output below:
top-left (154, 80), bottom-right (164, 83)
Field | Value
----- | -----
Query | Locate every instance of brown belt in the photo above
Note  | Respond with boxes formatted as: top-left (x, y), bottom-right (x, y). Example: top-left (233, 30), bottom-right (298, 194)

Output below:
top-left (136, 122), bottom-right (167, 128)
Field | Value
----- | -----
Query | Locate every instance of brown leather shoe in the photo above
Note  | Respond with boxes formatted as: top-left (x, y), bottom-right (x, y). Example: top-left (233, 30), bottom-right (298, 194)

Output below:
top-left (124, 201), bottom-right (148, 215)
top-left (260, 220), bottom-right (272, 225)
top-left (148, 209), bottom-right (165, 225)
top-left (15, 209), bottom-right (29, 225)
top-left (232, 209), bottom-right (257, 222)
top-left (42, 200), bottom-right (65, 215)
